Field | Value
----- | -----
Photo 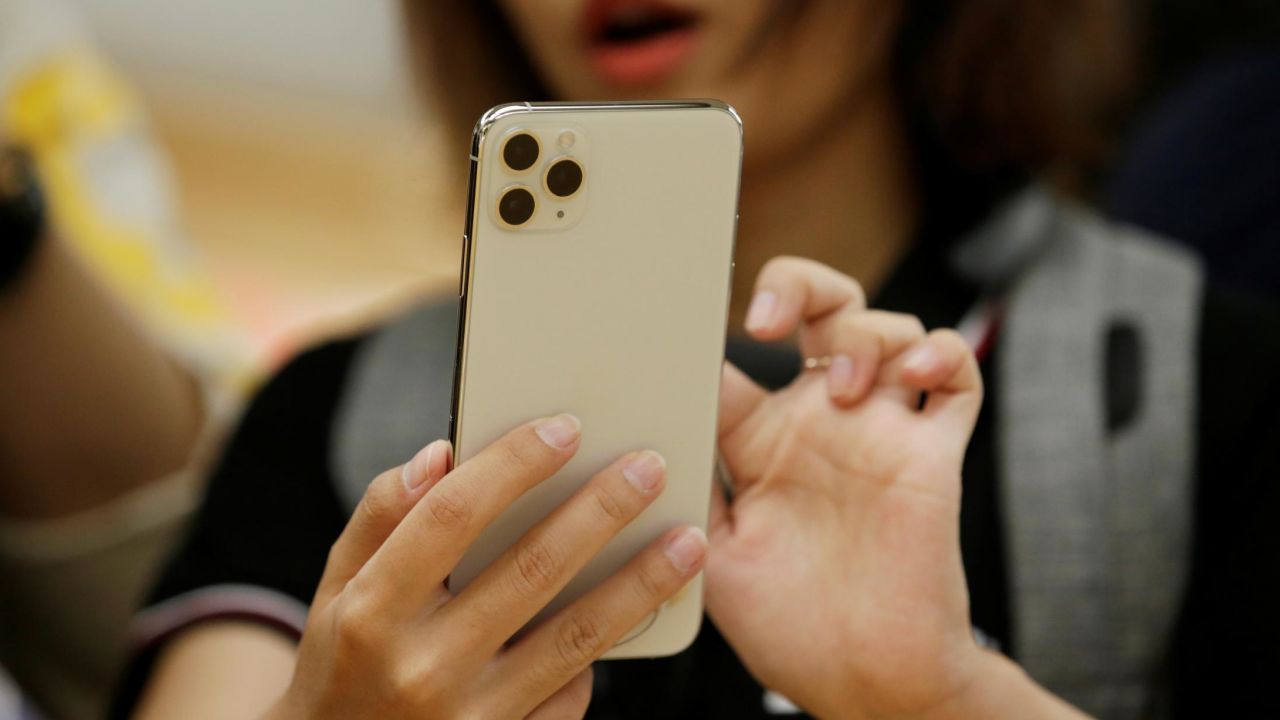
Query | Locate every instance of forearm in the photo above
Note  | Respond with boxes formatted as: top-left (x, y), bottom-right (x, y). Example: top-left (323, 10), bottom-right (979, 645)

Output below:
top-left (0, 235), bottom-right (204, 518)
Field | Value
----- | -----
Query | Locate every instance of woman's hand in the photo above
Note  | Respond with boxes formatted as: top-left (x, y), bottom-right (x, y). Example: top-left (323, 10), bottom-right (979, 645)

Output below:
top-left (708, 257), bottom-right (987, 719)
top-left (266, 415), bottom-right (707, 720)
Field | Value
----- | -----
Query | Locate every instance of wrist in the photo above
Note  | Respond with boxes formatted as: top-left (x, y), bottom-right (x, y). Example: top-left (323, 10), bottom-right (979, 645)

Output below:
top-left (910, 650), bottom-right (1089, 720)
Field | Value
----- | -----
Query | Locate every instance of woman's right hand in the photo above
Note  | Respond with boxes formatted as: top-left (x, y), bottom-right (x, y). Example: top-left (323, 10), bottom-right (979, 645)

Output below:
top-left (264, 414), bottom-right (707, 720)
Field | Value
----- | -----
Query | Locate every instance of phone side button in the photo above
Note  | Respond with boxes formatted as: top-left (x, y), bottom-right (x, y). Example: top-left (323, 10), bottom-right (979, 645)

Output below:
top-left (458, 233), bottom-right (471, 297)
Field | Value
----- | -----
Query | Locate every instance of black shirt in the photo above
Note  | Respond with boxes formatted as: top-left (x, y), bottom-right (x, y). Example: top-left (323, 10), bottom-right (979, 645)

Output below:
top-left (112, 238), bottom-right (1280, 719)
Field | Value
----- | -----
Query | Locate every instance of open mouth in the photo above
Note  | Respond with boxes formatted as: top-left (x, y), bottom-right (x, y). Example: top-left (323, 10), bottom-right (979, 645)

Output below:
top-left (584, 0), bottom-right (702, 87)
top-left (595, 3), bottom-right (699, 44)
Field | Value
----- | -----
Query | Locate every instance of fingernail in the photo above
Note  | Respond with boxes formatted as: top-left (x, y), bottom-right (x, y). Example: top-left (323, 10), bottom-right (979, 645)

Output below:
top-left (534, 413), bottom-right (581, 449)
top-left (623, 450), bottom-right (666, 493)
top-left (428, 440), bottom-right (453, 483)
top-left (902, 344), bottom-right (939, 375)
top-left (827, 354), bottom-right (855, 397)
top-left (664, 527), bottom-right (708, 573)
top-left (744, 291), bottom-right (777, 333)
top-left (402, 439), bottom-right (448, 491)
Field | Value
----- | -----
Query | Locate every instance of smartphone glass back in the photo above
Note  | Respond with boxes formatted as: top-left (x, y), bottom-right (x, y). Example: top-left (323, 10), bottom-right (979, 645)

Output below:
top-left (449, 101), bottom-right (742, 658)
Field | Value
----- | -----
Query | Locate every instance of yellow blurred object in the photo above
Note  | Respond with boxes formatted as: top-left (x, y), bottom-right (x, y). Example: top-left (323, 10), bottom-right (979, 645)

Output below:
top-left (0, 18), bottom-right (247, 719)
top-left (5, 48), bottom-right (254, 400)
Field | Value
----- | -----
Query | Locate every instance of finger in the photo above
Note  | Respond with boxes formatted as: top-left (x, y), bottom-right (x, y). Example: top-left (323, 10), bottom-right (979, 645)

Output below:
top-left (896, 329), bottom-right (984, 430)
top-left (431, 449), bottom-right (668, 655)
top-left (494, 526), bottom-right (708, 713)
top-left (523, 668), bottom-right (593, 720)
top-left (800, 310), bottom-right (926, 405)
top-left (743, 256), bottom-right (866, 341)
top-left (718, 361), bottom-right (767, 437)
top-left (313, 439), bottom-right (452, 606)
top-left (358, 414), bottom-right (582, 614)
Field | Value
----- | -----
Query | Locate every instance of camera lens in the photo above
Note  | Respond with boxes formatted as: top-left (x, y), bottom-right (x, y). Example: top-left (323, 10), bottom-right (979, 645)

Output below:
top-left (498, 186), bottom-right (536, 226)
top-left (502, 132), bottom-right (539, 172)
top-left (545, 158), bottom-right (583, 198)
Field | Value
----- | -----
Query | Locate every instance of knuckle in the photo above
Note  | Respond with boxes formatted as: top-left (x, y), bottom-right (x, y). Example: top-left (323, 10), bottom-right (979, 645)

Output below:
top-left (630, 562), bottom-right (667, 604)
top-left (555, 609), bottom-right (607, 670)
top-left (388, 666), bottom-right (430, 708)
top-left (930, 327), bottom-right (967, 349)
top-left (511, 537), bottom-right (561, 598)
top-left (425, 486), bottom-right (472, 530)
top-left (591, 484), bottom-right (630, 523)
top-left (758, 255), bottom-right (804, 287)
top-left (388, 648), bottom-right (455, 709)
top-left (387, 666), bottom-right (417, 703)
top-left (759, 254), bottom-right (798, 277)
top-left (332, 592), bottom-right (382, 656)
top-left (835, 313), bottom-right (868, 342)
top-left (497, 432), bottom-right (542, 476)
top-left (848, 277), bottom-right (868, 307)
top-left (866, 309), bottom-right (924, 336)
top-left (895, 312), bottom-right (927, 337)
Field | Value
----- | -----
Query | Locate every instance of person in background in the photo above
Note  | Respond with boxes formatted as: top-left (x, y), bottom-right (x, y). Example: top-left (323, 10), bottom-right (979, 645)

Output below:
top-left (1, 0), bottom-right (247, 716)
top-left (0, 144), bottom-right (204, 718)
top-left (115, 1), bottom-right (1280, 719)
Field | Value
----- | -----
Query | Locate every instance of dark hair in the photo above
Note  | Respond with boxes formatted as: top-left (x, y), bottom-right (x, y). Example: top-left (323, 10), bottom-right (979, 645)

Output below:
top-left (895, 2), bottom-right (1129, 216)
top-left (404, 0), bottom-right (1131, 212)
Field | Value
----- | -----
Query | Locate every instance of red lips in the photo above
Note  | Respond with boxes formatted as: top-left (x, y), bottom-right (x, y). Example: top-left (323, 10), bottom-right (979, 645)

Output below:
top-left (582, 0), bottom-right (702, 88)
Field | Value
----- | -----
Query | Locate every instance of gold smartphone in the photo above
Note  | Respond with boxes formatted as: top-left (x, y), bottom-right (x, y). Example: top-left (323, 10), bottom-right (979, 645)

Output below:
top-left (448, 101), bottom-right (742, 658)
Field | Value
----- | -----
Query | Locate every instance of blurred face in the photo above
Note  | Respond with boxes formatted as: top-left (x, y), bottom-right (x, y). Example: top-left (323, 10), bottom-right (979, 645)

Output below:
top-left (497, 0), bottom-right (896, 169)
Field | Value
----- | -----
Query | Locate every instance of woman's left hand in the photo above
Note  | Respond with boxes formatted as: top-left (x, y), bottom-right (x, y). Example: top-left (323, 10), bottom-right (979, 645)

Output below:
top-left (707, 257), bottom-right (987, 720)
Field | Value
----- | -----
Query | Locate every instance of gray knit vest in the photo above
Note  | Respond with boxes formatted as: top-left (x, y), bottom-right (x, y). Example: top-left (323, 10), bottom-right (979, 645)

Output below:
top-left (331, 187), bottom-right (1202, 720)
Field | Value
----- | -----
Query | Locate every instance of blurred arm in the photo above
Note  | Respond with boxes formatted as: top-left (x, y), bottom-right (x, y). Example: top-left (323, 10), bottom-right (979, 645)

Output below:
top-left (0, 233), bottom-right (204, 519)
top-left (133, 622), bottom-right (297, 720)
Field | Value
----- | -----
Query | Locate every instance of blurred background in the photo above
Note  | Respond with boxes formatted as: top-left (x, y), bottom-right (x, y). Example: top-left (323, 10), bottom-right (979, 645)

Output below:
top-left (0, 0), bottom-right (1276, 717)
top-left (8, 0), bottom-right (458, 369)
top-left (76, 0), bottom-right (450, 360)
top-left (0, 2), bottom-right (460, 717)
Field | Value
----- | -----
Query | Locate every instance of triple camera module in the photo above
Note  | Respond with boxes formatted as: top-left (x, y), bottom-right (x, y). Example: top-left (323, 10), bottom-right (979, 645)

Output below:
top-left (496, 130), bottom-right (585, 228)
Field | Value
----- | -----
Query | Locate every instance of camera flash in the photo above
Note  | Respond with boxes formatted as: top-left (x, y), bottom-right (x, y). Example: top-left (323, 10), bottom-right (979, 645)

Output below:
top-left (558, 131), bottom-right (576, 149)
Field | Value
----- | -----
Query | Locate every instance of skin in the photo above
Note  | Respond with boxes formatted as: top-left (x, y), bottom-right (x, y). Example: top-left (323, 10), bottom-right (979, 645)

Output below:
top-left (138, 263), bottom-right (1084, 720)
top-left (137, 2), bottom-right (1089, 718)
top-left (0, 151), bottom-right (203, 518)
top-left (268, 421), bottom-right (710, 720)
top-left (712, 259), bottom-right (1087, 719)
